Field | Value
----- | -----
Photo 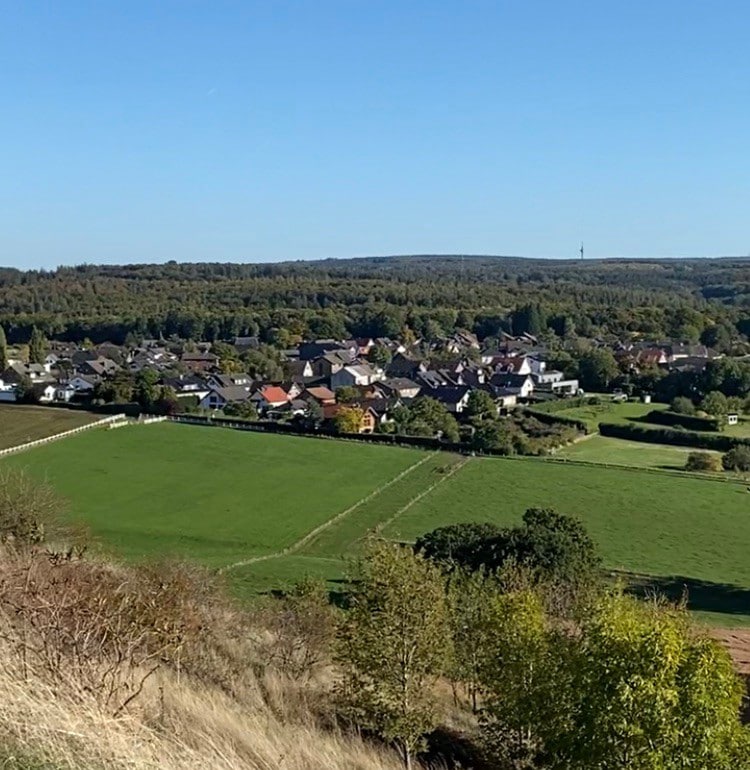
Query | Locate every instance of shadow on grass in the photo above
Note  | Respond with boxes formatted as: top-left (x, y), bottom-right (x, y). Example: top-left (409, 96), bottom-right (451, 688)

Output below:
top-left (616, 571), bottom-right (750, 619)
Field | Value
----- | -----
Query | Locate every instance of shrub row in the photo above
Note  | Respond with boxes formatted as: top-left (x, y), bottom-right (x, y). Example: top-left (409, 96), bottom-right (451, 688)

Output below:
top-left (598, 421), bottom-right (750, 451)
top-left (523, 408), bottom-right (589, 435)
top-left (527, 396), bottom-right (592, 414)
top-left (644, 409), bottom-right (721, 432)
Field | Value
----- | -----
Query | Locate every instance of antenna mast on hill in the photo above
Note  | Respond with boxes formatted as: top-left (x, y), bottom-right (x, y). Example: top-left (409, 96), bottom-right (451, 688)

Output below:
top-left (580, 242), bottom-right (584, 261)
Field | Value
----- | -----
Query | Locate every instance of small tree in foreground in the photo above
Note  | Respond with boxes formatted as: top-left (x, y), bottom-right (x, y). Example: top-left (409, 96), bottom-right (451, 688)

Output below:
top-left (551, 591), bottom-right (750, 769)
top-left (336, 542), bottom-right (450, 769)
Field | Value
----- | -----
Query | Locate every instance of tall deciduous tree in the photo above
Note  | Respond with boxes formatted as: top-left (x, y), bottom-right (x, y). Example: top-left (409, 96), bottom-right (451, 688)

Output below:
top-left (28, 326), bottom-right (47, 365)
top-left (336, 542), bottom-right (451, 769)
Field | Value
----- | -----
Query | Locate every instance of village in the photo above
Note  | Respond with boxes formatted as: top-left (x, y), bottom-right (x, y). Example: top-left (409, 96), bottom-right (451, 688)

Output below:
top-left (0, 327), bottom-right (723, 440)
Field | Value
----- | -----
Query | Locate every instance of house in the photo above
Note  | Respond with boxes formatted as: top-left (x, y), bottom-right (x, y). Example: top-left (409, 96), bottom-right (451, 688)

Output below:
top-left (380, 377), bottom-right (422, 399)
top-left (181, 351), bottom-right (220, 373)
top-left (550, 379), bottom-right (580, 396)
top-left (728, 413), bottom-right (739, 426)
top-left (250, 385), bottom-right (290, 411)
top-left (322, 403), bottom-right (378, 433)
top-left (298, 340), bottom-right (357, 362)
top-left (300, 386), bottom-right (337, 405)
top-left (445, 330), bottom-right (480, 353)
top-left (428, 386), bottom-right (471, 414)
top-left (207, 373), bottom-right (253, 389)
top-left (32, 383), bottom-right (59, 403)
top-left (233, 336), bottom-right (260, 352)
top-left (386, 353), bottom-right (426, 380)
top-left (162, 374), bottom-right (210, 401)
top-left (285, 360), bottom-right (314, 380)
top-left (198, 385), bottom-right (253, 411)
top-left (489, 373), bottom-right (535, 399)
top-left (415, 370), bottom-right (455, 390)
top-left (330, 364), bottom-right (385, 390)
top-left (490, 356), bottom-right (533, 375)
top-left (68, 375), bottom-right (99, 393)
top-left (77, 357), bottom-right (120, 378)
top-left (311, 350), bottom-right (355, 378)
top-left (0, 377), bottom-right (17, 402)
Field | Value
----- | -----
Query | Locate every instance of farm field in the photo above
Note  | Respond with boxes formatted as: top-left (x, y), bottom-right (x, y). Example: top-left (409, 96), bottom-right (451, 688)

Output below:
top-left (556, 399), bottom-right (668, 431)
top-left (4, 422), bottom-right (750, 625)
top-left (4, 423), bottom-right (422, 566)
top-left (555, 435), bottom-right (722, 471)
top-left (0, 404), bottom-right (98, 450)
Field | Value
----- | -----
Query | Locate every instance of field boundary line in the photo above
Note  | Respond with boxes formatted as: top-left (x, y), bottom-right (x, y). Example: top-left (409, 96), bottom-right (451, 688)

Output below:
top-left (221, 451), bottom-right (439, 572)
top-left (373, 456), bottom-right (470, 537)
top-left (0, 413), bottom-right (126, 458)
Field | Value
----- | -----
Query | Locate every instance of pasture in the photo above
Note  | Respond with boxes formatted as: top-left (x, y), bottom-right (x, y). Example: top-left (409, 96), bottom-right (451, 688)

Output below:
top-left (0, 404), bottom-right (98, 451)
top-left (556, 399), bottom-right (667, 431)
top-left (555, 435), bottom-right (721, 471)
top-left (4, 421), bottom-right (750, 625)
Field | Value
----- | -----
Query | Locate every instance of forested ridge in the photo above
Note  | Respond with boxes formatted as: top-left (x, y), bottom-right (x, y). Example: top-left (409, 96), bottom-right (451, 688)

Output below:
top-left (3, 255), bottom-right (750, 344)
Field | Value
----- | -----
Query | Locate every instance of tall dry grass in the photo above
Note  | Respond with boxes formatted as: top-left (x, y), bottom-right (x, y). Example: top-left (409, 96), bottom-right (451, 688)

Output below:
top-left (0, 547), bottom-right (404, 770)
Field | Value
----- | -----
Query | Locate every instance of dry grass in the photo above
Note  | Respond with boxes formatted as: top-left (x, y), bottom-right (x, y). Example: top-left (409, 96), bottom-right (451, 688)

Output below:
top-left (0, 546), bottom-right (404, 770)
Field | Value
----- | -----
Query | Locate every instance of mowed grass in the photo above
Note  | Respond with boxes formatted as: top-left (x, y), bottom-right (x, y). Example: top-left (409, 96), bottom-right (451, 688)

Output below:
top-left (557, 399), bottom-right (667, 431)
top-left (383, 457), bottom-right (750, 624)
top-left (0, 404), bottom-right (98, 450)
top-left (555, 435), bottom-right (721, 471)
top-left (4, 423), bottom-right (421, 567)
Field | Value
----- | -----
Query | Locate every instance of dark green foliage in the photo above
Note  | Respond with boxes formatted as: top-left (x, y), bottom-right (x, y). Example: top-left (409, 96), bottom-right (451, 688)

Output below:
top-left (645, 409), bottom-right (721, 432)
top-left (28, 326), bottom-right (47, 365)
top-left (685, 452), bottom-right (722, 472)
top-left (722, 445), bottom-right (750, 472)
top-left (599, 421), bottom-right (750, 451)
top-left (577, 348), bottom-right (620, 391)
top-left (416, 508), bottom-right (601, 585)
top-left (414, 522), bottom-right (504, 569)
top-left (670, 396), bottom-right (695, 415)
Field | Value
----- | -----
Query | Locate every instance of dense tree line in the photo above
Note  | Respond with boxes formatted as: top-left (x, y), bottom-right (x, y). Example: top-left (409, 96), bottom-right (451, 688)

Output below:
top-left (2, 256), bottom-right (750, 345)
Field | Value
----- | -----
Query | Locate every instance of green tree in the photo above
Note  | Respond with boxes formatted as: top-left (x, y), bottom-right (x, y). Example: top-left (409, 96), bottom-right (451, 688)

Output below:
top-left (368, 344), bottom-right (392, 367)
top-left (28, 326), bottom-right (47, 365)
top-left (335, 385), bottom-right (359, 404)
top-left (302, 399), bottom-right (324, 430)
top-left (477, 588), bottom-right (564, 766)
top-left (671, 396), bottom-right (696, 415)
top-left (134, 369), bottom-right (160, 409)
top-left (465, 389), bottom-right (498, 421)
top-left (722, 445), bottom-right (750, 472)
top-left (702, 390), bottom-right (729, 419)
top-left (471, 419), bottom-right (512, 453)
top-left (407, 397), bottom-right (459, 442)
top-left (223, 400), bottom-right (259, 420)
top-left (334, 406), bottom-right (364, 433)
top-left (552, 592), bottom-right (750, 769)
top-left (415, 522), bottom-right (503, 571)
top-left (336, 542), bottom-right (451, 769)
top-left (0, 324), bottom-right (8, 371)
top-left (578, 348), bottom-right (619, 391)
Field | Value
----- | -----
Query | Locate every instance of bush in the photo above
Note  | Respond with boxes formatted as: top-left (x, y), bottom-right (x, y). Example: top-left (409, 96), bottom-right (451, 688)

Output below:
top-left (722, 445), bottom-right (750, 472)
top-left (685, 452), bottom-right (722, 472)
top-left (671, 396), bottom-right (696, 415)
top-left (599, 421), bottom-right (749, 451)
top-left (645, 409), bottom-right (721, 432)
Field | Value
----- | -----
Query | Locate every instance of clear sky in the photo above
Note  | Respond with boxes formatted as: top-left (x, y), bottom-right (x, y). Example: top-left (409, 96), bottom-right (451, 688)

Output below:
top-left (1, 1), bottom-right (748, 269)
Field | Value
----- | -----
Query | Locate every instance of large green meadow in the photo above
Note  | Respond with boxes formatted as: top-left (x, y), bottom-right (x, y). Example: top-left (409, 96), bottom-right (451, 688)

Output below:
top-left (5, 421), bottom-right (750, 625)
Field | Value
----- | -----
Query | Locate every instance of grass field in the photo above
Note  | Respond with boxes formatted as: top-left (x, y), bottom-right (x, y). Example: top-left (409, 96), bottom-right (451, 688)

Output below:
top-left (556, 399), bottom-right (667, 431)
top-left (0, 405), bottom-right (98, 450)
top-left (4, 422), bottom-right (750, 626)
top-left (555, 435), bottom-right (722, 471)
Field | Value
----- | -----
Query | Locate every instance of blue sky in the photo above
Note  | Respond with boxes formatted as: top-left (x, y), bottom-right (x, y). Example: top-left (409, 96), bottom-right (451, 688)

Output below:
top-left (1, 1), bottom-right (748, 268)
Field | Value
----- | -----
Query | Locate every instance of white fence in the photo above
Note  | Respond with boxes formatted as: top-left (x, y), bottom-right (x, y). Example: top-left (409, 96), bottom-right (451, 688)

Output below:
top-left (108, 415), bottom-right (167, 430)
top-left (0, 413), bottom-right (127, 458)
